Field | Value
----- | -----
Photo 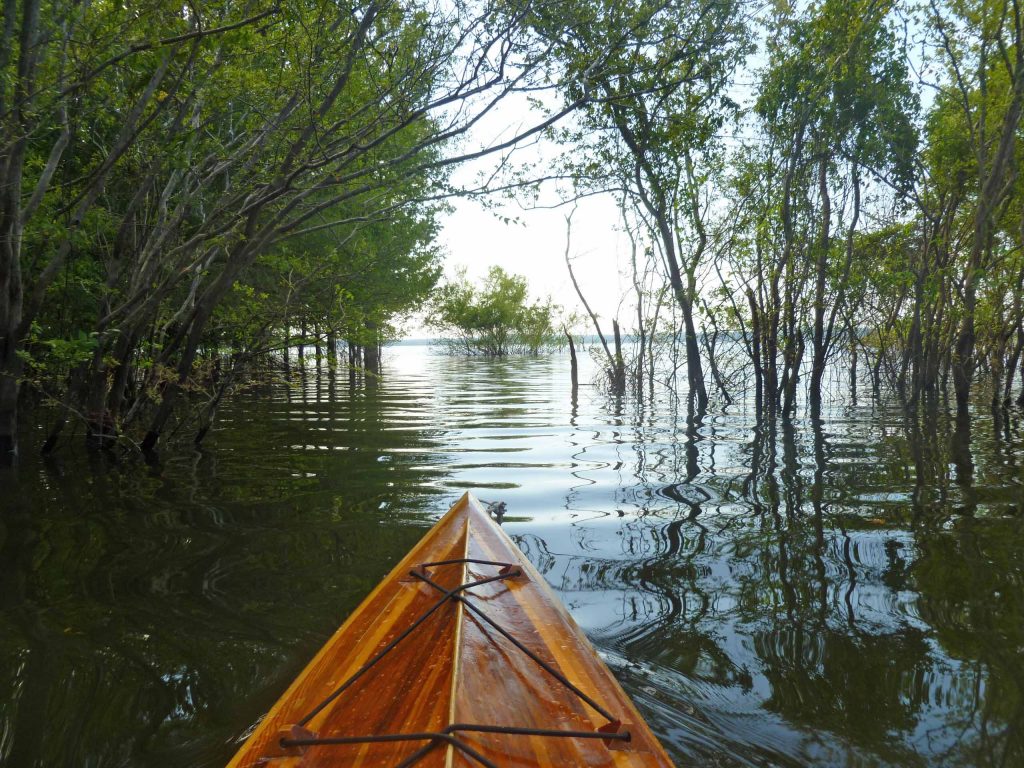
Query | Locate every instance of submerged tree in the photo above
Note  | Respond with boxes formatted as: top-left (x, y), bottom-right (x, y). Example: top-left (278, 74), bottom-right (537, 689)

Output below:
top-left (924, 0), bottom-right (1024, 412)
top-left (5, 0), bottom-right (1024, 463)
top-left (539, 0), bottom-right (749, 411)
top-left (742, 0), bottom-right (917, 415)
top-left (1, 0), bottom-right (695, 458)
top-left (429, 267), bottom-right (557, 356)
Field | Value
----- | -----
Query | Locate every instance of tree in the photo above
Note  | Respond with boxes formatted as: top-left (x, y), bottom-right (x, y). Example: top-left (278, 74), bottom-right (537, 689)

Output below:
top-left (753, 0), bottom-right (917, 414)
top-left (2, 0), bottom-right (687, 458)
top-left (428, 267), bottom-right (557, 356)
top-left (924, 0), bottom-right (1024, 412)
top-left (539, 0), bottom-right (749, 411)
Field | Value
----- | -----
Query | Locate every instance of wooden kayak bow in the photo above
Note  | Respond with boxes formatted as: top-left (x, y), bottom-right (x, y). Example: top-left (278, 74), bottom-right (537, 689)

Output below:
top-left (227, 493), bottom-right (675, 767)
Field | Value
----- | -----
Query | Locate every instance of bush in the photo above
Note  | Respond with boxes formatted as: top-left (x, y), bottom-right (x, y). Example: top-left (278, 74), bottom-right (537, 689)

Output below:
top-left (428, 267), bottom-right (557, 355)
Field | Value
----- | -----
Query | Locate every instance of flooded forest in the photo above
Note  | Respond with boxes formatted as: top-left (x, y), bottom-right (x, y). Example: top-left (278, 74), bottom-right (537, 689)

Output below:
top-left (1, 0), bottom-right (1023, 767)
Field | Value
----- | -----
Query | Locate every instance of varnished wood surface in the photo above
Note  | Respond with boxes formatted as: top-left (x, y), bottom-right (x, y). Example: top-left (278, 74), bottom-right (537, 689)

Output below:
top-left (227, 493), bottom-right (676, 767)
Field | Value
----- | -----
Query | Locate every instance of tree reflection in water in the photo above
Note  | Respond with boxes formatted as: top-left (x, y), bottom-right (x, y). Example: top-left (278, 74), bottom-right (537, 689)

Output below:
top-left (0, 346), bottom-right (1021, 767)
top-left (515, 386), bottom-right (1022, 767)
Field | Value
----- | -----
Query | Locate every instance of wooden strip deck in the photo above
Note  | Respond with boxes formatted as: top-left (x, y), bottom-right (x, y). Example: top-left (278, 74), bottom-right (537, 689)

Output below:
top-left (227, 493), bottom-right (675, 767)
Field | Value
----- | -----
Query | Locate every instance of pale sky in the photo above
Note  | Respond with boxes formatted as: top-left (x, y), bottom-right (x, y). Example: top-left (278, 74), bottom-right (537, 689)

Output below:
top-left (421, 71), bottom-right (642, 337)
top-left (437, 188), bottom-right (632, 330)
top-left (425, 26), bottom-right (750, 339)
top-left (423, 2), bottom-right (930, 339)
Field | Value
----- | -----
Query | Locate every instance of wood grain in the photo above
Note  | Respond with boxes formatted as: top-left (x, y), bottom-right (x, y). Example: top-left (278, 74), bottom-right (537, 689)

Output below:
top-left (227, 493), bottom-right (676, 767)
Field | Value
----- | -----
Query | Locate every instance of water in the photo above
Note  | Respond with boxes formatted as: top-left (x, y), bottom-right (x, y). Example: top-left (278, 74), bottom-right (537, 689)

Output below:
top-left (1, 344), bottom-right (1022, 767)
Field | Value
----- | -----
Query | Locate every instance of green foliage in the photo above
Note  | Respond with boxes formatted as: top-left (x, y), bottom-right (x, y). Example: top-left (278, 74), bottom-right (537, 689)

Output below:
top-left (1, 0), bottom-right (487, 444)
top-left (215, 195), bottom-right (444, 355)
top-left (541, 0), bottom-right (750, 220)
top-left (428, 267), bottom-right (557, 356)
top-left (5, 0), bottom-right (1024, 445)
top-left (757, 0), bottom-right (918, 186)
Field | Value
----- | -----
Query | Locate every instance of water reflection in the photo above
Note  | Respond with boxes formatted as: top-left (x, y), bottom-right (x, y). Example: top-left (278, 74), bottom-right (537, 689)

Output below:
top-left (1, 344), bottom-right (1022, 766)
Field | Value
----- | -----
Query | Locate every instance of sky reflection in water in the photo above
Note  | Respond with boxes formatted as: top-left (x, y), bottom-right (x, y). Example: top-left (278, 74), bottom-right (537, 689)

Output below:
top-left (0, 344), bottom-right (1022, 767)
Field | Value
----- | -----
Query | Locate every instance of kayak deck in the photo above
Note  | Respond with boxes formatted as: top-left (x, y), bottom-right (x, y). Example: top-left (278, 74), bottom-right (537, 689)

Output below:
top-left (228, 493), bottom-right (674, 767)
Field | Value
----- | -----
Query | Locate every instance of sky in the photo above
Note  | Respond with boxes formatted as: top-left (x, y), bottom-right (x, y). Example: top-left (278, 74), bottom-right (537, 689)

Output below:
top-left (437, 186), bottom-right (631, 329)
top-left (421, 3), bottom-right (930, 340)
top-left (421, 78), bottom-right (637, 337)
top-left (420, 13), bottom-right (764, 339)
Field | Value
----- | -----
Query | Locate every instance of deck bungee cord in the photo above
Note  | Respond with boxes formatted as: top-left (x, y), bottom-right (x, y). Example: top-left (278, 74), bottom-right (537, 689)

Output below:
top-left (278, 558), bottom-right (630, 767)
top-left (227, 493), bottom-right (673, 768)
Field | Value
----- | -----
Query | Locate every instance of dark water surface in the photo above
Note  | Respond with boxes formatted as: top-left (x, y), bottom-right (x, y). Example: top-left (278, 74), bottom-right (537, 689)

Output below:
top-left (1, 345), bottom-right (1023, 767)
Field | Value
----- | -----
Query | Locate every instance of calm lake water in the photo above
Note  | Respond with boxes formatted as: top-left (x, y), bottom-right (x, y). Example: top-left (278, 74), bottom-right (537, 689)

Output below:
top-left (1, 343), bottom-right (1022, 767)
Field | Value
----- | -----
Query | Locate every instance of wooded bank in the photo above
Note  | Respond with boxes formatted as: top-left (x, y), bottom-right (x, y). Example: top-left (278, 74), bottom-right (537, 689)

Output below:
top-left (2, 0), bottom-right (1023, 463)
top-left (558, 0), bottom-right (1024, 417)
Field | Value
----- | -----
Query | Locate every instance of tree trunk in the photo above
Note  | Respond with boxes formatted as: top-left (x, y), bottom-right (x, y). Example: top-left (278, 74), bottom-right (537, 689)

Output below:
top-left (0, 147), bottom-right (23, 462)
top-left (703, 322), bottom-right (731, 405)
top-left (1017, 346), bottom-right (1024, 406)
top-left (871, 346), bottom-right (882, 397)
top-left (904, 264), bottom-right (925, 402)
top-left (952, 277), bottom-right (976, 412)
top-left (40, 365), bottom-right (88, 455)
top-left (0, 226), bottom-right (22, 461)
top-left (747, 288), bottom-right (763, 410)
top-left (326, 330), bottom-right (337, 370)
top-left (84, 333), bottom-right (116, 449)
top-left (0, 0), bottom-right (41, 462)
top-left (611, 319), bottom-right (625, 393)
top-left (195, 373), bottom-right (232, 447)
top-left (677, 293), bottom-right (706, 409)
top-left (1003, 331), bottom-right (1022, 406)
top-left (364, 321), bottom-right (380, 376)
top-left (107, 331), bottom-right (140, 424)
top-left (848, 319), bottom-right (857, 405)
top-left (765, 279), bottom-right (780, 411)
top-left (0, 344), bottom-right (19, 463)
top-left (140, 297), bottom-right (218, 452)
top-left (565, 247), bottom-right (617, 380)
top-left (564, 327), bottom-right (578, 394)
top-left (347, 340), bottom-right (357, 387)
top-left (782, 328), bottom-right (804, 416)
top-left (809, 155), bottom-right (831, 413)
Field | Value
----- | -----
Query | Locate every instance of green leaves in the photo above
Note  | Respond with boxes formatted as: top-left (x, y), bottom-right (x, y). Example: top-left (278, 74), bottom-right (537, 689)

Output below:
top-left (428, 267), bottom-right (558, 356)
top-left (757, 0), bottom-right (918, 184)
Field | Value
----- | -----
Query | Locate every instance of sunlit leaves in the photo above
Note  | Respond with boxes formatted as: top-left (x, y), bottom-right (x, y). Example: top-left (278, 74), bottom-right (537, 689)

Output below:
top-left (428, 266), bottom-right (558, 355)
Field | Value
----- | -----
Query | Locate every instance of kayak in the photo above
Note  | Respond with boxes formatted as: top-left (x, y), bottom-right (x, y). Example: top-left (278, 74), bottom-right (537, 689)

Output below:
top-left (227, 492), bottom-right (675, 767)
